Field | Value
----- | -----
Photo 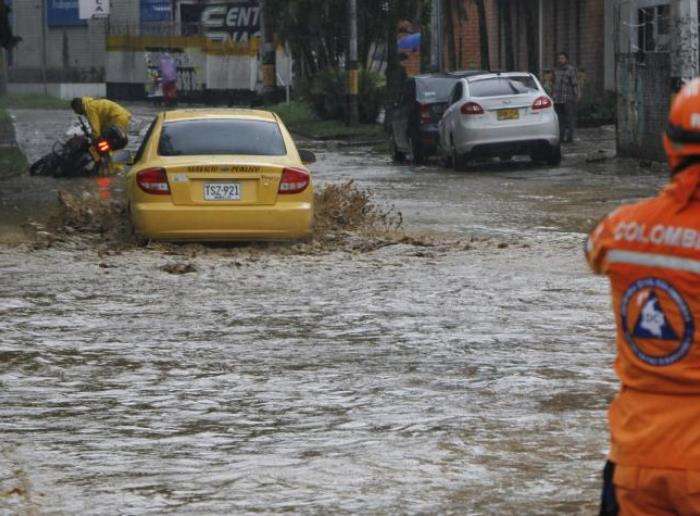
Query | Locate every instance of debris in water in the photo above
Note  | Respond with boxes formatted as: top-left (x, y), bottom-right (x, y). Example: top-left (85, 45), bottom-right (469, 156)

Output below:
top-left (26, 182), bottom-right (475, 258)
top-left (161, 262), bottom-right (197, 274)
top-left (0, 485), bottom-right (26, 498)
top-left (398, 235), bottom-right (435, 247)
top-left (313, 180), bottom-right (402, 237)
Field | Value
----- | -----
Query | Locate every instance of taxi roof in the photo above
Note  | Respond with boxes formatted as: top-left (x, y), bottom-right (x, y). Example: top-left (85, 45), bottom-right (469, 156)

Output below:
top-left (162, 108), bottom-right (278, 122)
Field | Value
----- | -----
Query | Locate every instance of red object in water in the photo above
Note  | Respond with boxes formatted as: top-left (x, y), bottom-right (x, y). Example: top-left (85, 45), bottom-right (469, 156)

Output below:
top-left (163, 82), bottom-right (178, 105)
top-left (96, 176), bottom-right (112, 200)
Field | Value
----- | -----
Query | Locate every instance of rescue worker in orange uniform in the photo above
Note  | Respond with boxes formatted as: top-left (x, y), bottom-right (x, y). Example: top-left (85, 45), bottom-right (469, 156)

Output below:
top-left (588, 78), bottom-right (700, 515)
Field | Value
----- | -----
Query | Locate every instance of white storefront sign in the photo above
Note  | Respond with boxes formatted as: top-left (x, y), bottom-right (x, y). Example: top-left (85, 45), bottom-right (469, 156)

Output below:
top-left (79, 0), bottom-right (109, 19)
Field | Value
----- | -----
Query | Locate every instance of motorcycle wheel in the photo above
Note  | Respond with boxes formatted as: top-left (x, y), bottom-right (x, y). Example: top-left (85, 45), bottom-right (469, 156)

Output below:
top-left (29, 154), bottom-right (57, 177)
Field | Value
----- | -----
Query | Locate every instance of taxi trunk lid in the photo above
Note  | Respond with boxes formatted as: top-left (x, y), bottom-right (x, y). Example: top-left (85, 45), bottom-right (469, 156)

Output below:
top-left (163, 159), bottom-right (284, 206)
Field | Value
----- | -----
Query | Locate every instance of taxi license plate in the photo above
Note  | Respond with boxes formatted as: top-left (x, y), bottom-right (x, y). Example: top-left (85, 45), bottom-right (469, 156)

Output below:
top-left (497, 108), bottom-right (520, 121)
top-left (204, 183), bottom-right (241, 201)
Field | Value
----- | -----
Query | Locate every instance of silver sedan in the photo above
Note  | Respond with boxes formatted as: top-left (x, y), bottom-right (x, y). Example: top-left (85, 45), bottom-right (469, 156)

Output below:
top-left (438, 72), bottom-right (561, 170)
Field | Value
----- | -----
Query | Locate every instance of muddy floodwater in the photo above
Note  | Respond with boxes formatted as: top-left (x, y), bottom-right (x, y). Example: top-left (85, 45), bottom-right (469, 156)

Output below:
top-left (0, 107), bottom-right (666, 514)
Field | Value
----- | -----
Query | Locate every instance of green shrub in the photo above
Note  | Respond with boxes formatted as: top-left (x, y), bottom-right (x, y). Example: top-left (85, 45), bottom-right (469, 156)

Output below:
top-left (306, 69), bottom-right (347, 120)
top-left (302, 69), bottom-right (386, 124)
top-left (358, 70), bottom-right (386, 124)
top-left (577, 90), bottom-right (616, 127)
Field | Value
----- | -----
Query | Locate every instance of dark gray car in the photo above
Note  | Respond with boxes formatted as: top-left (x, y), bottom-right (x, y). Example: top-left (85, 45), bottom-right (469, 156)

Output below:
top-left (389, 71), bottom-right (486, 164)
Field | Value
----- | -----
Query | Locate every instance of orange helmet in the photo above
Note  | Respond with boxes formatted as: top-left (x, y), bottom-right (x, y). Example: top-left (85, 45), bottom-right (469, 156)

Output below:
top-left (665, 78), bottom-right (700, 173)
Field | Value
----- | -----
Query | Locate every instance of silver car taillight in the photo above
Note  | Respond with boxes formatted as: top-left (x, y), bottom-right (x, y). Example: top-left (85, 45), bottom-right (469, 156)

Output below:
top-left (461, 102), bottom-right (485, 115)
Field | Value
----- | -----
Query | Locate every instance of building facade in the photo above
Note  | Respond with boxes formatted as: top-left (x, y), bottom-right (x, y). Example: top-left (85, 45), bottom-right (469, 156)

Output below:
top-left (437, 0), bottom-right (608, 98)
top-left (8, 0), bottom-right (291, 100)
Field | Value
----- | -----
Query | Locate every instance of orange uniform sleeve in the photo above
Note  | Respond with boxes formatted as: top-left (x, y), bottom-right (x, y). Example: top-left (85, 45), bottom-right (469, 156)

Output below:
top-left (585, 216), bottom-right (614, 275)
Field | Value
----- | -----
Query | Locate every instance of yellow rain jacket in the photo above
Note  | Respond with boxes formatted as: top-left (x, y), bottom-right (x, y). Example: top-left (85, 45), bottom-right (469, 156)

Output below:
top-left (82, 97), bottom-right (131, 138)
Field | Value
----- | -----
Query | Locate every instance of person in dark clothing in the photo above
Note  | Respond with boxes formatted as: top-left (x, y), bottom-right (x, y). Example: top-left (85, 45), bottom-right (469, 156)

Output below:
top-left (552, 52), bottom-right (579, 143)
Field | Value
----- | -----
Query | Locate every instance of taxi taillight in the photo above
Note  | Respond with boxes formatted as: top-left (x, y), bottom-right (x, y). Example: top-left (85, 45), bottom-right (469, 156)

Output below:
top-left (279, 167), bottom-right (309, 194)
top-left (137, 168), bottom-right (170, 195)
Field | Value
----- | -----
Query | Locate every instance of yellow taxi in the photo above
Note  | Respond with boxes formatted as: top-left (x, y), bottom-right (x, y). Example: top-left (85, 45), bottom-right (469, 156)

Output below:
top-left (126, 109), bottom-right (315, 241)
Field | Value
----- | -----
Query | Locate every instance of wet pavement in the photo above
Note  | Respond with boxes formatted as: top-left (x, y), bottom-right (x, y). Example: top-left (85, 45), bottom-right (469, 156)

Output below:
top-left (0, 106), bottom-right (667, 514)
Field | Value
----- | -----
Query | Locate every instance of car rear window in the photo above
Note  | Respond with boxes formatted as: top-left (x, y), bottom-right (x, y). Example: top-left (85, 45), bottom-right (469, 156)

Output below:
top-left (416, 77), bottom-right (458, 102)
top-left (469, 76), bottom-right (539, 97)
top-left (158, 118), bottom-right (287, 156)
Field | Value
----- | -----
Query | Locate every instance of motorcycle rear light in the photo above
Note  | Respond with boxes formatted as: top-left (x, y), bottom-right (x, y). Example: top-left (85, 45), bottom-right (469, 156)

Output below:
top-left (137, 168), bottom-right (170, 195)
top-left (96, 139), bottom-right (111, 153)
top-left (278, 167), bottom-right (309, 194)
top-left (532, 96), bottom-right (552, 110)
top-left (461, 102), bottom-right (485, 115)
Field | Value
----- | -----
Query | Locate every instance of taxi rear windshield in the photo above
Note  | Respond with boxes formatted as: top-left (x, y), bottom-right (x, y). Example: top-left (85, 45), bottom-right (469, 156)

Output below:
top-left (158, 118), bottom-right (287, 156)
top-left (469, 76), bottom-right (539, 97)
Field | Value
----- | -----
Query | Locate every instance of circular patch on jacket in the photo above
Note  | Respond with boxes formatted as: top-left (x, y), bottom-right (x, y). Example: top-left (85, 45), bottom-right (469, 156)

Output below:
top-left (620, 278), bottom-right (694, 366)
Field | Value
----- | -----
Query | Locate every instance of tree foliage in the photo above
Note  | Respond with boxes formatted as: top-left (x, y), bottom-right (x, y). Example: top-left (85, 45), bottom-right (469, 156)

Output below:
top-left (264, 0), bottom-right (425, 76)
top-left (264, 0), bottom-right (388, 76)
top-left (0, 2), bottom-right (20, 50)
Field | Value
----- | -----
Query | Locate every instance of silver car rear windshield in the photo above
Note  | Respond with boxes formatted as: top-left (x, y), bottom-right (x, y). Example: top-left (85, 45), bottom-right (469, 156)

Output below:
top-left (469, 76), bottom-right (539, 98)
top-left (158, 119), bottom-right (287, 156)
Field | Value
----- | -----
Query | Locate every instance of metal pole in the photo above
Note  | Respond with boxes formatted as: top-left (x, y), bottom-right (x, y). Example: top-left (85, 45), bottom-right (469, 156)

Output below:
top-left (538, 0), bottom-right (544, 79)
top-left (40, 0), bottom-right (48, 95)
top-left (261, 0), bottom-right (276, 98)
top-left (436, 0), bottom-right (442, 72)
top-left (286, 42), bottom-right (291, 104)
top-left (347, 0), bottom-right (359, 125)
top-left (670, 0), bottom-right (699, 94)
top-left (430, 0), bottom-right (439, 71)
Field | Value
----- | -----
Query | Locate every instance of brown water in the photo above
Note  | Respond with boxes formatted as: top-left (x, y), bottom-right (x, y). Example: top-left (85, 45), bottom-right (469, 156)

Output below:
top-left (0, 108), bottom-right (666, 514)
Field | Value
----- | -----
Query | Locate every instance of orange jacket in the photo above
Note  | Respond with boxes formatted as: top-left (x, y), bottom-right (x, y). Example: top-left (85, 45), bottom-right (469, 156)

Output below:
top-left (587, 164), bottom-right (700, 469)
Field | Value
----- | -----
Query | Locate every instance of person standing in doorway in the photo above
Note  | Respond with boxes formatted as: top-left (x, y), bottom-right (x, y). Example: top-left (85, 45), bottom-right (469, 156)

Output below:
top-left (553, 52), bottom-right (579, 144)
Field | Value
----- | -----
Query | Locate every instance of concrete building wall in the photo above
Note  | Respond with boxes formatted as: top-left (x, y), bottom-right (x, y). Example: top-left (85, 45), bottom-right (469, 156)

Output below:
top-left (616, 52), bottom-right (670, 161)
top-left (108, 0), bottom-right (140, 29)
top-left (612, 0), bottom-right (676, 161)
top-left (7, 82), bottom-right (106, 99)
top-left (9, 0), bottom-right (145, 83)
top-left (9, 0), bottom-right (270, 97)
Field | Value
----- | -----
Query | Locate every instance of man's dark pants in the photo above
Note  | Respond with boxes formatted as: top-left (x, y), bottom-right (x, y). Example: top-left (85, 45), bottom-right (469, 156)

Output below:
top-left (555, 101), bottom-right (577, 143)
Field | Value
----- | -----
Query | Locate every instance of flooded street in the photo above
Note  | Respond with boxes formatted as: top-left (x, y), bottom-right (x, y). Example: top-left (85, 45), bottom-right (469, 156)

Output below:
top-left (1, 107), bottom-right (666, 514)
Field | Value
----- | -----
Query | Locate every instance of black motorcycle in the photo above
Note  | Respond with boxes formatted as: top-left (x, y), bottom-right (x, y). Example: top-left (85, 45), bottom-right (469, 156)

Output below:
top-left (29, 118), bottom-right (127, 178)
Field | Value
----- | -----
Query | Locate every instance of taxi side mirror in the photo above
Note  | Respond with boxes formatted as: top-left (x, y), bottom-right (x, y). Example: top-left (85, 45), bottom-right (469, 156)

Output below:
top-left (299, 149), bottom-right (316, 164)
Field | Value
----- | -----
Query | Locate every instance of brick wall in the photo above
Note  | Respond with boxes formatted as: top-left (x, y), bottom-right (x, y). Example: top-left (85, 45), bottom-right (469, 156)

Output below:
top-left (401, 50), bottom-right (422, 77)
top-left (441, 0), bottom-right (606, 97)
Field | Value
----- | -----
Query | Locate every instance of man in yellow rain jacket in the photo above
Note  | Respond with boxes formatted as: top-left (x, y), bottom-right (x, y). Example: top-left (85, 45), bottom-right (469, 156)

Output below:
top-left (70, 97), bottom-right (131, 143)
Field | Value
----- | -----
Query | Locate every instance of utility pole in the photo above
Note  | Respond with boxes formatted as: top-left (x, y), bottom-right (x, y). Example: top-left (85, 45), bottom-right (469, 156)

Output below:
top-left (670, 0), bottom-right (699, 95)
top-left (260, 0), bottom-right (276, 100)
top-left (538, 0), bottom-right (544, 79)
top-left (431, 0), bottom-right (442, 72)
top-left (40, 0), bottom-right (48, 95)
top-left (347, 0), bottom-right (359, 125)
top-left (430, 0), bottom-right (438, 71)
